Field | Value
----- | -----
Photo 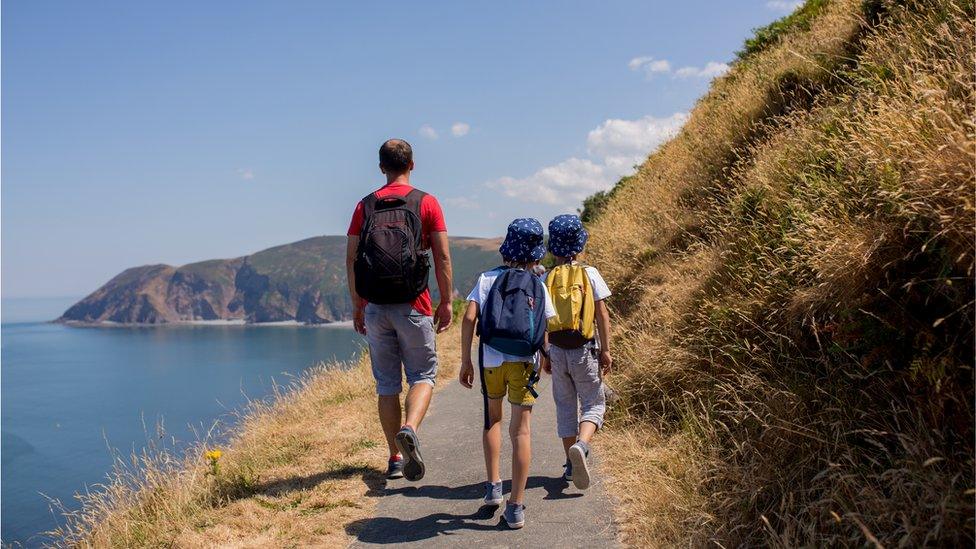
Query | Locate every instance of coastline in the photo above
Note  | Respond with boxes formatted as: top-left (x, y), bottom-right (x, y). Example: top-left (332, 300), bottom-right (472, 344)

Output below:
top-left (53, 324), bottom-right (461, 546)
top-left (54, 319), bottom-right (355, 328)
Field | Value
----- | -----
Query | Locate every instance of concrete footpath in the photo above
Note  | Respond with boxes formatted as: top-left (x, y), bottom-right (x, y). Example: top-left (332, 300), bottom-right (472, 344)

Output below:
top-left (347, 375), bottom-right (619, 547)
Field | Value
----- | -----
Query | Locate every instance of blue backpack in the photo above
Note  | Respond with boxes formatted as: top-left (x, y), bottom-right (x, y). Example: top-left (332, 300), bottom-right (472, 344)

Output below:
top-left (479, 267), bottom-right (547, 356)
top-left (477, 267), bottom-right (547, 428)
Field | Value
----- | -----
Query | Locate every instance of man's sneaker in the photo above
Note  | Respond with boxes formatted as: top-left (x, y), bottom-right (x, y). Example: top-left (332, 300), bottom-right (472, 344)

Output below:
top-left (503, 502), bottom-right (525, 529)
top-left (563, 460), bottom-right (573, 481)
top-left (386, 455), bottom-right (404, 479)
top-left (568, 441), bottom-right (591, 490)
top-left (483, 481), bottom-right (503, 506)
top-left (394, 425), bottom-right (425, 481)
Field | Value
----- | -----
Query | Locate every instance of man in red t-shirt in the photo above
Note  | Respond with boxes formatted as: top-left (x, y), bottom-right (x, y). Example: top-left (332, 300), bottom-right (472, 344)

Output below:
top-left (345, 138), bottom-right (453, 482)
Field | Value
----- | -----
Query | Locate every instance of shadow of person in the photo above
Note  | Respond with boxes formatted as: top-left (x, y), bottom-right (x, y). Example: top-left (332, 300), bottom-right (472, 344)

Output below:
top-left (532, 474), bottom-right (583, 500)
top-left (377, 475), bottom-right (581, 501)
top-left (379, 480), bottom-right (483, 500)
top-left (347, 505), bottom-right (503, 544)
top-left (236, 464), bottom-right (385, 501)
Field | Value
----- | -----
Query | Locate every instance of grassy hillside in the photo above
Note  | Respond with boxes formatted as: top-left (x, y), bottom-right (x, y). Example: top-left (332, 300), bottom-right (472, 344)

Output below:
top-left (584, 0), bottom-right (974, 546)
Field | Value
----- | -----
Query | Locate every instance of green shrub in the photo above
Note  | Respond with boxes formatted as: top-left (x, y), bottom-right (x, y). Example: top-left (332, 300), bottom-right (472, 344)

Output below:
top-left (737, 0), bottom-right (831, 61)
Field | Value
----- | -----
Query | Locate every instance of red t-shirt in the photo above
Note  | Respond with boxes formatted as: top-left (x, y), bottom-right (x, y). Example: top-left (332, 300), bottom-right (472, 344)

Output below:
top-left (347, 182), bottom-right (447, 316)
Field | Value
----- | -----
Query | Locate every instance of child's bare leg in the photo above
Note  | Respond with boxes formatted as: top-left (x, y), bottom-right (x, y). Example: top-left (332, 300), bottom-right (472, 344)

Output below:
top-left (562, 420), bottom-right (596, 458)
top-left (562, 436), bottom-right (575, 457)
top-left (577, 420), bottom-right (598, 445)
top-left (483, 397), bottom-right (504, 482)
top-left (508, 403), bottom-right (532, 504)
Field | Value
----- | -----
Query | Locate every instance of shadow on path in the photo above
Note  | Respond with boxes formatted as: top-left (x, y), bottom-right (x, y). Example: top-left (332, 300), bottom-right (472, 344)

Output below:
top-left (230, 464), bottom-right (384, 501)
top-left (347, 505), bottom-right (503, 544)
top-left (371, 474), bottom-right (580, 501)
top-left (351, 475), bottom-right (582, 543)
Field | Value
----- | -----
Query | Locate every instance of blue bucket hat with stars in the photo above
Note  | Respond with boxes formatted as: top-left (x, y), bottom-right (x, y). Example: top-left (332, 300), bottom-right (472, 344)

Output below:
top-left (547, 214), bottom-right (589, 258)
top-left (499, 218), bottom-right (546, 263)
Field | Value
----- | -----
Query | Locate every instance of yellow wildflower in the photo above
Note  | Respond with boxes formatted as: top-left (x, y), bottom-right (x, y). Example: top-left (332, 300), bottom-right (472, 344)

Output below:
top-left (204, 449), bottom-right (222, 476)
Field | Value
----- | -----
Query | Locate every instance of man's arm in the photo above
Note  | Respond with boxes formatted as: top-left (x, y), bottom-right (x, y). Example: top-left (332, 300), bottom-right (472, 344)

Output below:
top-left (594, 299), bottom-right (612, 373)
top-left (346, 236), bottom-right (366, 335)
top-left (458, 301), bottom-right (478, 388)
top-left (429, 231), bottom-right (454, 333)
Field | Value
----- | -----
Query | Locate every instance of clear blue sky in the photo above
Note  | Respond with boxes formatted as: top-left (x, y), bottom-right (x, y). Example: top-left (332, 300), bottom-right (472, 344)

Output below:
top-left (2, 0), bottom-right (799, 298)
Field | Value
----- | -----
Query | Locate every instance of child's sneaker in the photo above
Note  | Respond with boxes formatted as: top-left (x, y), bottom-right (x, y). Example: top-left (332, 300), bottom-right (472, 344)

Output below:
top-left (563, 459), bottom-right (573, 481)
top-left (386, 454), bottom-right (404, 479)
top-left (503, 502), bottom-right (525, 529)
top-left (568, 440), bottom-right (591, 490)
top-left (483, 481), bottom-right (503, 506)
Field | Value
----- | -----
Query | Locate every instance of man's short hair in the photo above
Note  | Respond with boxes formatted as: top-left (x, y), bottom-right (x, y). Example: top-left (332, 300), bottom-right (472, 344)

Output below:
top-left (379, 139), bottom-right (413, 173)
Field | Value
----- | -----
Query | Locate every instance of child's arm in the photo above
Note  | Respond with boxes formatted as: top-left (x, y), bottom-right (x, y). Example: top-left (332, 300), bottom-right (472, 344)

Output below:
top-left (459, 301), bottom-right (479, 388)
top-left (541, 332), bottom-right (551, 373)
top-left (595, 299), bottom-right (612, 374)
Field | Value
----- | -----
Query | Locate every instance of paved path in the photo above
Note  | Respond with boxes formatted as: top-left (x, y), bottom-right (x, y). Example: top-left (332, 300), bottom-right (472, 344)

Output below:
top-left (347, 375), bottom-right (619, 548)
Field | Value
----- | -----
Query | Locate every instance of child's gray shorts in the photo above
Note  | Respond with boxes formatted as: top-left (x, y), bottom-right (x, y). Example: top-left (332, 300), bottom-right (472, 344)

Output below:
top-left (550, 342), bottom-right (606, 438)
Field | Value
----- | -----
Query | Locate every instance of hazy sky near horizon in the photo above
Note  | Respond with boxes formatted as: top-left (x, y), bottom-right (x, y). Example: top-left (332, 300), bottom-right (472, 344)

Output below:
top-left (2, 0), bottom-right (801, 298)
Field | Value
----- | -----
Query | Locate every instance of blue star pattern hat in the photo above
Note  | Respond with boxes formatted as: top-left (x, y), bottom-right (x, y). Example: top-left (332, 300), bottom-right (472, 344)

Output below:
top-left (499, 218), bottom-right (546, 263)
top-left (547, 214), bottom-right (589, 258)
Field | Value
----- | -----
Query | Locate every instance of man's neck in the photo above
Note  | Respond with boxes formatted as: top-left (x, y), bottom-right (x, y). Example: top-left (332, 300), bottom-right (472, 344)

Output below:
top-left (384, 173), bottom-right (411, 186)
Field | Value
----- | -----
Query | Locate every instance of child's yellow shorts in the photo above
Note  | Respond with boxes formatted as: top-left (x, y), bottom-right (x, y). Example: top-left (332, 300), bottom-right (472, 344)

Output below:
top-left (483, 361), bottom-right (536, 406)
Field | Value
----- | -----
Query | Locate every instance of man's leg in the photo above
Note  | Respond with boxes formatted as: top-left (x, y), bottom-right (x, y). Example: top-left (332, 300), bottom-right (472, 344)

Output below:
top-left (397, 306), bottom-right (438, 431)
top-left (403, 382), bottom-right (433, 430)
top-left (378, 395), bottom-right (402, 457)
top-left (394, 305), bottom-right (438, 481)
top-left (365, 304), bottom-right (403, 457)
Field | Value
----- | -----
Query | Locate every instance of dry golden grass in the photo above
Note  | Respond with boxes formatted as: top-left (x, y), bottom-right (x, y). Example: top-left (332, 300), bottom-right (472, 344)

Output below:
top-left (52, 325), bottom-right (461, 548)
top-left (588, 0), bottom-right (974, 546)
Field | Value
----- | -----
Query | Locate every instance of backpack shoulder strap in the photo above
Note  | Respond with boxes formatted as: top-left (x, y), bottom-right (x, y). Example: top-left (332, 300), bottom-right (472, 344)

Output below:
top-left (401, 188), bottom-right (427, 222)
top-left (357, 193), bottom-right (379, 238)
top-left (486, 266), bottom-right (512, 293)
top-left (404, 188), bottom-right (427, 211)
top-left (361, 193), bottom-right (380, 222)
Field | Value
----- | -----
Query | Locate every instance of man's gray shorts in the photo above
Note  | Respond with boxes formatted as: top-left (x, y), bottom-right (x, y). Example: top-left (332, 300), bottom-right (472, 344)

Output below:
top-left (364, 303), bottom-right (437, 396)
top-left (550, 342), bottom-right (606, 438)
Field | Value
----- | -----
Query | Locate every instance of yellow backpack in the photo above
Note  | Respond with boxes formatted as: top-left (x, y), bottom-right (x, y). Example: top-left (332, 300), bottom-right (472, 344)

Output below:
top-left (546, 263), bottom-right (596, 348)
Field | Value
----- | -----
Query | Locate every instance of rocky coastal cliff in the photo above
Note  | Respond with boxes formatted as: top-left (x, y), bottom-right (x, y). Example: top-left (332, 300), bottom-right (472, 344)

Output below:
top-left (60, 235), bottom-right (501, 325)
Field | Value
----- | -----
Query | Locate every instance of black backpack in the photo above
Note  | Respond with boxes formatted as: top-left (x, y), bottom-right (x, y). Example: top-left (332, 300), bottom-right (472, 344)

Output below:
top-left (354, 189), bottom-right (430, 304)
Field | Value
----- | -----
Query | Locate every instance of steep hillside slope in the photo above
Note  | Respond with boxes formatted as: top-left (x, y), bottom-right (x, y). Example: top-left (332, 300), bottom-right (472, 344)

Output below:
top-left (59, 236), bottom-right (502, 325)
top-left (584, 0), bottom-right (974, 546)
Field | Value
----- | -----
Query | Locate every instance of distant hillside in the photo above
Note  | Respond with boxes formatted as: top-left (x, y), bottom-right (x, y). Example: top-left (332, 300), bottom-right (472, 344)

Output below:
top-left (59, 236), bottom-right (502, 325)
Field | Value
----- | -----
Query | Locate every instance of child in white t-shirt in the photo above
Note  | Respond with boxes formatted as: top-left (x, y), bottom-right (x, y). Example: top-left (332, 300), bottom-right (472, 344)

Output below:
top-left (543, 214), bottom-right (613, 491)
top-left (459, 218), bottom-right (556, 530)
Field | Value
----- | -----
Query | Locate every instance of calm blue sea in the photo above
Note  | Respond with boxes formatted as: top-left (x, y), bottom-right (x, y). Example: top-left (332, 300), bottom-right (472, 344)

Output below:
top-left (1, 297), bottom-right (364, 547)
